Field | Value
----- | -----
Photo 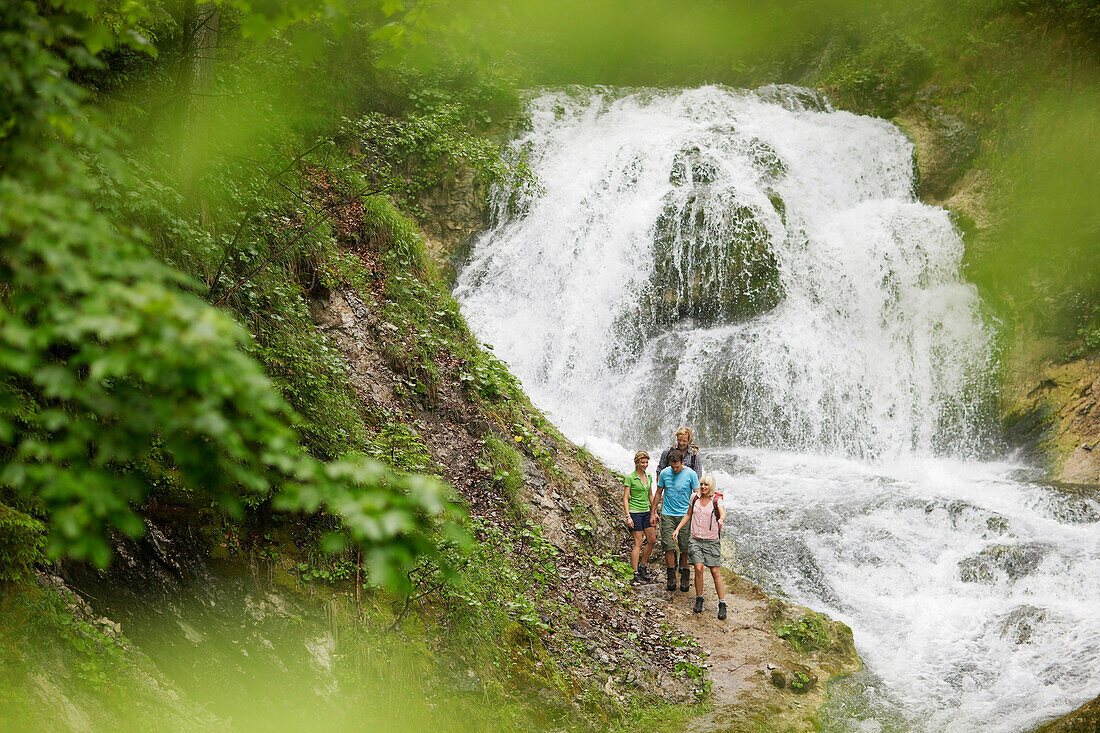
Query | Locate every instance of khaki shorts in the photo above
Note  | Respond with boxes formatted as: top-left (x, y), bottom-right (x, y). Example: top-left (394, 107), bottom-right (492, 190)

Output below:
top-left (689, 536), bottom-right (722, 567)
top-left (660, 514), bottom-right (690, 556)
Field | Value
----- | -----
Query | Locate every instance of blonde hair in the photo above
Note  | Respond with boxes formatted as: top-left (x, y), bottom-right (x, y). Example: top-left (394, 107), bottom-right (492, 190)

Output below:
top-left (633, 451), bottom-right (650, 466)
top-left (700, 473), bottom-right (716, 493)
top-left (675, 426), bottom-right (693, 442)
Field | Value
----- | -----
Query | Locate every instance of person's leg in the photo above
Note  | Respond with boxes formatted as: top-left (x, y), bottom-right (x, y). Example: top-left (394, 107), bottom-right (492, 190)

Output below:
top-left (660, 515), bottom-right (678, 590)
top-left (661, 515), bottom-right (677, 568)
top-left (678, 525), bottom-right (691, 568)
top-left (677, 525), bottom-right (691, 591)
top-left (641, 527), bottom-right (656, 565)
top-left (711, 565), bottom-right (727, 619)
top-left (631, 530), bottom-right (643, 570)
top-left (710, 566), bottom-right (726, 600)
top-left (689, 537), bottom-right (706, 612)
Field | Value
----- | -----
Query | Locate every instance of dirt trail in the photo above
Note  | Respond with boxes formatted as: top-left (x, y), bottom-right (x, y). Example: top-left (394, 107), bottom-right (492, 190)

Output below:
top-left (638, 564), bottom-right (862, 732)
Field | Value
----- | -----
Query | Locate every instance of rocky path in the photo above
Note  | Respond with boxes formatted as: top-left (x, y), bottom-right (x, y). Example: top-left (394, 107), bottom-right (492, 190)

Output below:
top-left (635, 563), bottom-right (862, 732)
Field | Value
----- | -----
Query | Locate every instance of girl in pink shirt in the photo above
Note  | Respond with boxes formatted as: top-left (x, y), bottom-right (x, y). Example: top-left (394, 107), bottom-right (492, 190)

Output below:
top-left (674, 474), bottom-right (727, 619)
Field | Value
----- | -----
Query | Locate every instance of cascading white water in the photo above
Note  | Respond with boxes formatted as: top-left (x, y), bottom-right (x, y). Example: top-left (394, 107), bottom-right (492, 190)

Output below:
top-left (455, 86), bottom-right (1100, 731)
top-left (457, 85), bottom-right (995, 459)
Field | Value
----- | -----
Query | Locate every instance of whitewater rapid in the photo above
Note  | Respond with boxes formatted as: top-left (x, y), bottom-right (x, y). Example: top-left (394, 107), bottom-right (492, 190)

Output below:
top-left (454, 86), bottom-right (1100, 731)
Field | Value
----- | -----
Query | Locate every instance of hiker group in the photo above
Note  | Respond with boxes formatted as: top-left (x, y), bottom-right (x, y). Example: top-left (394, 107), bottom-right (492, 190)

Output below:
top-left (621, 427), bottom-right (727, 620)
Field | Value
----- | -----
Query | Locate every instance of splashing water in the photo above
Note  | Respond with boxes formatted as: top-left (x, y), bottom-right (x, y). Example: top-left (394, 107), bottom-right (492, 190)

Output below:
top-left (457, 85), bottom-right (996, 459)
top-left (455, 86), bottom-right (1100, 731)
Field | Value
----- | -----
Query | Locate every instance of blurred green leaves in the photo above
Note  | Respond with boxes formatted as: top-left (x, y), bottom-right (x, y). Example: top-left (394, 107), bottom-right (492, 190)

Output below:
top-left (0, 0), bottom-right (467, 584)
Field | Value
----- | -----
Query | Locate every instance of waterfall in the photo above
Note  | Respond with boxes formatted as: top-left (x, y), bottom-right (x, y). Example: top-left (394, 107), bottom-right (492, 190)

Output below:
top-left (455, 85), bottom-right (996, 460)
top-left (455, 86), bottom-right (1100, 732)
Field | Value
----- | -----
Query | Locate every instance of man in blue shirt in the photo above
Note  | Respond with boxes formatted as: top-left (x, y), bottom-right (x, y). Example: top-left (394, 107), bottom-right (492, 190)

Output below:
top-left (652, 449), bottom-right (700, 591)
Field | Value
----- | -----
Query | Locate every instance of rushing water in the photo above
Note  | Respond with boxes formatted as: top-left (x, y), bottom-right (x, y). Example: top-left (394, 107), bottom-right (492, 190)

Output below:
top-left (454, 86), bottom-right (1100, 731)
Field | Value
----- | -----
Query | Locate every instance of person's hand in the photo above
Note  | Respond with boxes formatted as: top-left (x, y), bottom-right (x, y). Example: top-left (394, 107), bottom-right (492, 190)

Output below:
top-left (650, 512), bottom-right (659, 526)
top-left (626, 515), bottom-right (635, 529)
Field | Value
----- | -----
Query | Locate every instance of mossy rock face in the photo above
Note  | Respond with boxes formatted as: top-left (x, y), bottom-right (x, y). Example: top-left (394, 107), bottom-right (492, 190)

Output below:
top-left (669, 146), bottom-right (717, 186)
top-left (1034, 693), bottom-right (1100, 733)
top-left (914, 110), bottom-right (980, 201)
top-left (741, 138), bottom-right (788, 181)
top-left (767, 602), bottom-right (860, 676)
top-left (626, 193), bottom-right (782, 338)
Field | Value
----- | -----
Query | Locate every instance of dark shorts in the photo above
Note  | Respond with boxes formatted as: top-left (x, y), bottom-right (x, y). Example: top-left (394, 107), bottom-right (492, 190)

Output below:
top-left (629, 512), bottom-right (651, 531)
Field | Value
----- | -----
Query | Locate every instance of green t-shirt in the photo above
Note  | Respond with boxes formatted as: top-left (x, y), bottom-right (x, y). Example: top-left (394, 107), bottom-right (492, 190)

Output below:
top-left (624, 471), bottom-right (652, 513)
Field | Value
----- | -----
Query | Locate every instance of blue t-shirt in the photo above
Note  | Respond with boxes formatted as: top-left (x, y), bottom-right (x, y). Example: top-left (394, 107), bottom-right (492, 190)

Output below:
top-left (657, 466), bottom-right (699, 517)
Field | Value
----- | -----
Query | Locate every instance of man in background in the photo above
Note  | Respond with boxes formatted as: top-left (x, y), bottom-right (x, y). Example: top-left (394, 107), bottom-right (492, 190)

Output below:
top-left (657, 427), bottom-right (701, 477)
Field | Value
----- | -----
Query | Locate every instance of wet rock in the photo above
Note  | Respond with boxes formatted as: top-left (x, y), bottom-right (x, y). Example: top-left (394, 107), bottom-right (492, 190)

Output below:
top-left (997, 605), bottom-right (1048, 645)
top-left (985, 515), bottom-right (1010, 535)
top-left (958, 543), bottom-right (1048, 584)
top-left (1034, 692), bottom-right (1100, 733)
top-left (908, 108), bottom-right (980, 200)
top-left (670, 147), bottom-right (715, 187)
top-left (740, 138), bottom-right (788, 181)
top-left (626, 192), bottom-right (782, 336)
top-left (416, 166), bottom-right (489, 278)
top-left (1001, 354), bottom-right (1099, 486)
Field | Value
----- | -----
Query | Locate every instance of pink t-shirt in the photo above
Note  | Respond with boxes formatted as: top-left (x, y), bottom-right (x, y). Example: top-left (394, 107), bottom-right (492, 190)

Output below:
top-left (689, 493), bottom-right (723, 539)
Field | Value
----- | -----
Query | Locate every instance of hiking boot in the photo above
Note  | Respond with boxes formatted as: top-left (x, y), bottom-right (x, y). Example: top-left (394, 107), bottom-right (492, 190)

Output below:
top-left (718, 601), bottom-right (727, 620)
top-left (693, 596), bottom-right (704, 614)
top-left (665, 567), bottom-right (677, 591)
top-left (679, 568), bottom-right (690, 592)
top-left (639, 565), bottom-right (651, 581)
top-left (632, 570), bottom-right (643, 585)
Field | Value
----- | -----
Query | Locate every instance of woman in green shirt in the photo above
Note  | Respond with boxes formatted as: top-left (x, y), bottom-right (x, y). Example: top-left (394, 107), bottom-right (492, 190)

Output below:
top-left (623, 451), bottom-right (656, 584)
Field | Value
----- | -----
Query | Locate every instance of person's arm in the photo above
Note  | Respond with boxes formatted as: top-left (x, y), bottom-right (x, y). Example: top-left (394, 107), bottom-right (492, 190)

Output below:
top-left (717, 497), bottom-right (725, 532)
top-left (651, 472), bottom-right (664, 522)
top-left (674, 501), bottom-right (694, 535)
top-left (692, 448), bottom-right (702, 478)
top-left (623, 482), bottom-right (634, 528)
top-left (656, 448), bottom-right (670, 473)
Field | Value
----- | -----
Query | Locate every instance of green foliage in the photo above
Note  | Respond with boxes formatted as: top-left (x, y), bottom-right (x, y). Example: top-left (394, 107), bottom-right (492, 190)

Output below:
top-left (775, 613), bottom-right (829, 655)
top-left (967, 90), bottom-right (1100, 344)
top-left (477, 435), bottom-right (526, 505)
top-left (672, 660), bottom-right (706, 680)
top-left (789, 670), bottom-right (811, 692)
top-left (1073, 307), bottom-right (1100, 358)
top-left (592, 554), bottom-right (635, 582)
top-left (296, 555), bottom-right (356, 584)
top-left (0, 503), bottom-right (45, 583)
top-left (433, 519), bottom-right (561, 652)
top-left (0, 582), bottom-right (130, 699)
top-left (344, 104), bottom-right (530, 215)
top-left (0, 1), bottom-right (466, 587)
top-left (366, 414), bottom-right (439, 475)
top-left (459, 346), bottom-right (522, 402)
top-left (814, 29), bottom-right (932, 117)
